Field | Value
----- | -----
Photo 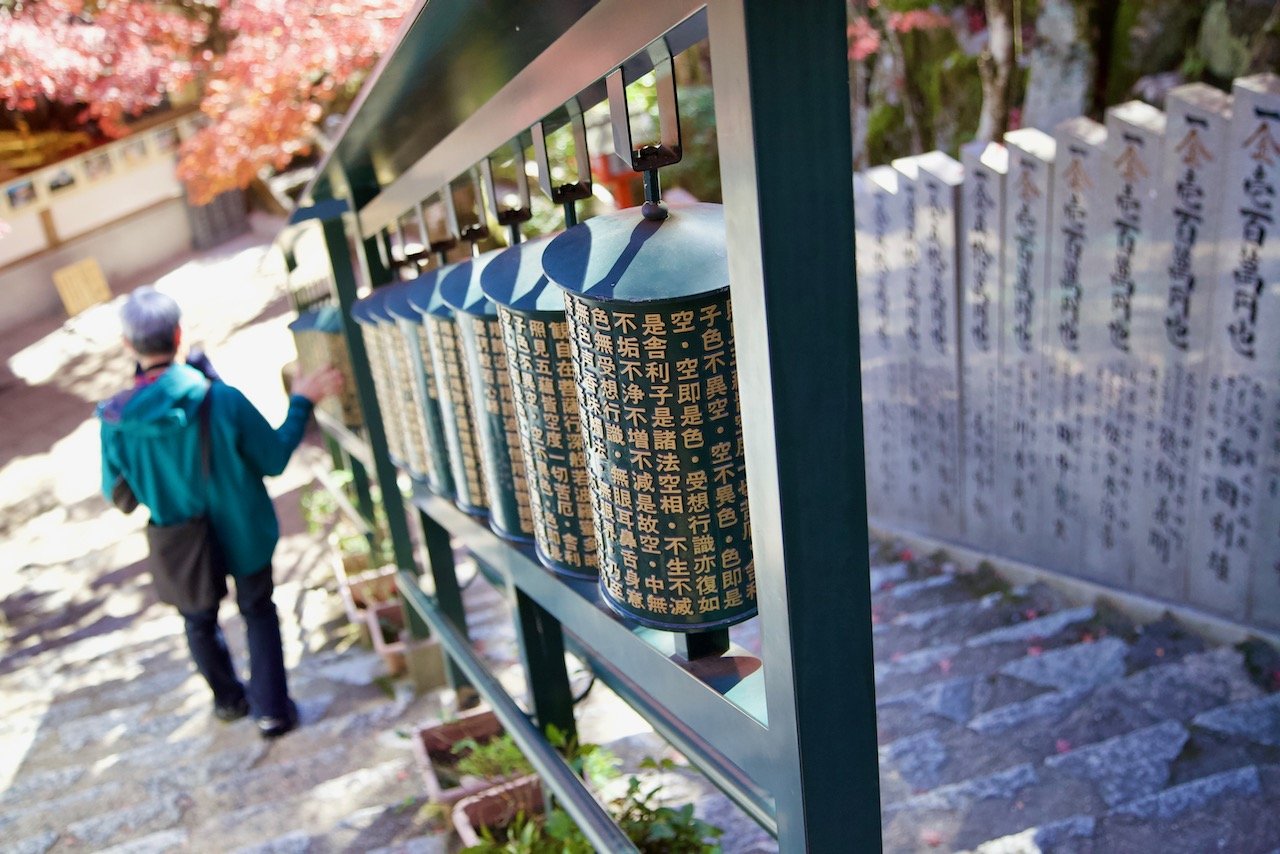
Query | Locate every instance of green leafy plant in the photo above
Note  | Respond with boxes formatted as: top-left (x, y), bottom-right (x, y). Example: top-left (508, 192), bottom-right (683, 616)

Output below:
top-left (461, 756), bottom-right (723, 854)
top-left (545, 724), bottom-right (622, 789)
top-left (453, 734), bottom-right (535, 781)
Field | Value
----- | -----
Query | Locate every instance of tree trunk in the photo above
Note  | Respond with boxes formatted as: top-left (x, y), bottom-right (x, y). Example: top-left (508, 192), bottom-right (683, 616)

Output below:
top-left (977, 0), bottom-right (1015, 141)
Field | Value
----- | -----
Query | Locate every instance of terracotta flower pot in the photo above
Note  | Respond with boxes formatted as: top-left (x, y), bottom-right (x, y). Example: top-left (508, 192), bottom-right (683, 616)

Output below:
top-left (412, 708), bottom-right (510, 804)
top-left (452, 774), bottom-right (543, 847)
top-left (365, 600), bottom-right (407, 676)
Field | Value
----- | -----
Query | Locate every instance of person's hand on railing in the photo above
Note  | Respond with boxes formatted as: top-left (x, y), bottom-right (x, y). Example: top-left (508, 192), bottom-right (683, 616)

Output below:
top-left (292, 365), bottom-right (344, 404)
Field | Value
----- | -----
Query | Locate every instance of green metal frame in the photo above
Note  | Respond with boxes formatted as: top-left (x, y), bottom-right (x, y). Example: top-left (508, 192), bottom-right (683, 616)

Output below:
top-left (279, 2), bottom-right (880, 850)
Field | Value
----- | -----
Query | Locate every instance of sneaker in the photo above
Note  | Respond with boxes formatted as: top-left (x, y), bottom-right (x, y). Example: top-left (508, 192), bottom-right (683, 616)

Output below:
top-left (213, 697), bottom-right (250, 722)
top-left (256, 700), bottom-right (298, 739)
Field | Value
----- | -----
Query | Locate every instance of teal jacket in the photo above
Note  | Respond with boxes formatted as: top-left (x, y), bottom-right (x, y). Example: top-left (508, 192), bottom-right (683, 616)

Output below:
top-left (98, 364), bottom-right (313, 577)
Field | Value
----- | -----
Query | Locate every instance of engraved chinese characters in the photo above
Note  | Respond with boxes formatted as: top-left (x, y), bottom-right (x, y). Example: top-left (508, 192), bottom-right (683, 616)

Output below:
top-left (440, 254), bottom-right (536, 543)
top-left (387, 281), bottom-right (456, 498)
top-left (480, 237), bottom-right (599, 578)
top-left (543, 203), bottom-right (756, 630)
top-left (1130, 84), bottom-right (1231, 599)
top-left (287, 305), bottom-right (362, 428)
top-left (351, 289), bottom-right (408, 466)
top-left (998, 129), bottom-right (1056, 563)
top-left (1040, 117), bottom-right (1106, 572)
top-left (957, 142), bottom-right (1007, 548)
top-left (1187, 74), bottom-right (1280, 629)
top-left (409, 269), bottom-right (489, 516)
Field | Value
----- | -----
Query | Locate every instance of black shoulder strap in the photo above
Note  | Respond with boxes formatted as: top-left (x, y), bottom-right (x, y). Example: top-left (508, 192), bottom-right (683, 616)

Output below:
top-left (197, 385), bottom-right (214, 478)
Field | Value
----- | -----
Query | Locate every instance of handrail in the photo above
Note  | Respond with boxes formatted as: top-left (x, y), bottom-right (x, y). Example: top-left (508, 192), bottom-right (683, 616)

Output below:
top-left (313, 408), bottom-right (374, 470)
top-left (395, 571), bottom-right (639, 853)
top-left (307, 461), bottom-right (373, 536)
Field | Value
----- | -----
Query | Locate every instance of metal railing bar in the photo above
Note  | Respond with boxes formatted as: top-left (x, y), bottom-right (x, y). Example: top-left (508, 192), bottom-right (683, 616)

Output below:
top-left (396, 571), bottom-right (639, 853)
top-left (313, 408), bottom-right (374, 469)
top-left (307, 460), bottom-right (374, 536)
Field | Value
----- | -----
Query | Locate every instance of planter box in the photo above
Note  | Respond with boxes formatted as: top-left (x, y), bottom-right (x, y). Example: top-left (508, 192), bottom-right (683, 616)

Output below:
top-left (331, 545), bottom-right (394, 626)
top-left (412, 709), bottom-right (510, 805)
top-left (452, 774), bottom-right (543, 847)
top-left (366, 599), bottom-right (407, 676)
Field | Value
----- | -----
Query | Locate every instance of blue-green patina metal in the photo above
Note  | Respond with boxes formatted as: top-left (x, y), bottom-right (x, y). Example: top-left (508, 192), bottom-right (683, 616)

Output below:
top-left (408, 267), bottom-right (490, 517)
top-left (439, 253), bottom-right (536, 543)
top-left (481, 236), bottom-right (600, 579)
top-left (280, 2), bottom-right (881, 849)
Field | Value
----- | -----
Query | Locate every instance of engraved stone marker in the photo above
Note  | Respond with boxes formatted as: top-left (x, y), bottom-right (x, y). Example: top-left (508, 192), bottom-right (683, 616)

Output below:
top-left (998, 128), bottom-right (1057, 563)
top-left (914, 151), bottom-right (966, 541)
top-left (1129, 84), bottom-right (1232, 600)
top-left (1079, 101), bottom-right (1166, 587)
top-left (865, 166), bottom-right (913, 524)
top-left (853, 171), bottom-right (892, 518)
top-left (1040, 117), bottom-right (1107, 572)
top-left (1187, 74), bottom-right (1280, 628)
top-left (959, 141), bottom-right (1008, 548)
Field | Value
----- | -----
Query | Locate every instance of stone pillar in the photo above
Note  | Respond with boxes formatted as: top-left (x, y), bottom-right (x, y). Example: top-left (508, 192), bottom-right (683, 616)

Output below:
top-left (1129, 83), bottom-right (1232, 601)
top-left (1079, 101), bottom-right (1166, 588)
top-left (959, 141), bottom-right (1008, 549)
top-left (1039, 116), bottom-right (1107, 573)
top-left (997, 129), bottom-right (1057, 564)
top-left (1187, 74), bottom-right (1280, 629)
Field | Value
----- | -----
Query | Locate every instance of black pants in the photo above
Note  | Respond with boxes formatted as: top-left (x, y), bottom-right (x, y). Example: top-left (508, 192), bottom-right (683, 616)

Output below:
top-left (180, 566), bottom-right (291, 719)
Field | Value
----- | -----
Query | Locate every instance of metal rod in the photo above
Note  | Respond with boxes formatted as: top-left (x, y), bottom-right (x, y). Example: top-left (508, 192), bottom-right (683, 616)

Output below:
top-left (308, 461), bottom-right (373, 536)
top-left (396, 571), bottom-right (638, 853)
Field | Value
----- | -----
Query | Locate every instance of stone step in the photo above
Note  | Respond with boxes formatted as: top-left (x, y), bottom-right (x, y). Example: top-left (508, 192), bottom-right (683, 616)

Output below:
top-left (875, 609), bottom-right (1105, 740)
top-left (230, 804), bottom-right (450, 854)
top-left (966, 647), bottom-right (1263, 760)
top-left (191, 759), bottom-right (421, 850)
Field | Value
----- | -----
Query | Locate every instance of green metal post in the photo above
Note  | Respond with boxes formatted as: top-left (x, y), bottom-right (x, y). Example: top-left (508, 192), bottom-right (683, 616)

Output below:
top-left (512, 587), bottom-right (576, 742)
top-left (709, 0), bottom-right (882, 849)
top-left (318, 215), bottom-right (417, 576)
top-left (417, 507), bottom-right (473, 693)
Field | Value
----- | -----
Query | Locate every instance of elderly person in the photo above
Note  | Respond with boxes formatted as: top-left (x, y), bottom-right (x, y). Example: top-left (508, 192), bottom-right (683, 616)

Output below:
top-left (99, 286), bottom-right (342, 738)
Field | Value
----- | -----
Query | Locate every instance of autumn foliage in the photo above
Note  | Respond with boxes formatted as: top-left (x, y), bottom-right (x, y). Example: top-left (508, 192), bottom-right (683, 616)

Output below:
top-left (0, 0), bottom-right (410, 203)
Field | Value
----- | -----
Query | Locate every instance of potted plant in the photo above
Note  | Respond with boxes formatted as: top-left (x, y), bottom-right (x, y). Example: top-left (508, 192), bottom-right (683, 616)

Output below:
top-left (366, 599), bottom-right (409, 675)
top-left (452, 757), bottom-right (723, 853)
top-left (412, 710), bottom-right (532, 804)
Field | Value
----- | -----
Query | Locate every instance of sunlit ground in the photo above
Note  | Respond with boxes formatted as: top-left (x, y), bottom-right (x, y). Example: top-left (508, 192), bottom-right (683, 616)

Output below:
top-left (0, 215), bottom-right (331, 790)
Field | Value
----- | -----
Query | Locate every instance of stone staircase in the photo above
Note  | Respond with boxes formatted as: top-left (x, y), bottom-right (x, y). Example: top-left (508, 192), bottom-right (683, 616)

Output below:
top-left (3, 539), bottom-right (1277, 854)
top-left (0, 572), bottom-right (453, 854)
top-left (863, 547), bottom-right (1280, 854)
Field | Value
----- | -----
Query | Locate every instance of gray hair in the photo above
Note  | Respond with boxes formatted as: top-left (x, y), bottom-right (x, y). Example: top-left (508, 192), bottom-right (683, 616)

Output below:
top-left (120, 286), bottom-right (181, 355)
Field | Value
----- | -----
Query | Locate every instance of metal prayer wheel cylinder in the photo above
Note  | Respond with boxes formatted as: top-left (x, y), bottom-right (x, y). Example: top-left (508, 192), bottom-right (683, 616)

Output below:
top-left (351, 289), bottom-right (409, 468)
top-left (287, 305), bottom-right (362, 427)
top-left (439, 253), bottom-right (537, 543)
top-left (542, 202), bottom-right (756, 631)
top-left (480, 236), bottom-right (600, 579)
top-left (409, 267), bottom-right (490, 516)
top-left (386, 283), bottom-right (456, 497)
top-left (369, 285), bottom-right (429, 479)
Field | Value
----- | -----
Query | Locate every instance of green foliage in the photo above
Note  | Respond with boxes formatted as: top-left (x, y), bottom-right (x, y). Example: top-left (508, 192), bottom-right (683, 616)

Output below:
top-left (461, 756), bottom-right (723, 854)
top-left (545, 724), bottom-right (623, 789)
top-left (453, 734), bottom-right (535, 781)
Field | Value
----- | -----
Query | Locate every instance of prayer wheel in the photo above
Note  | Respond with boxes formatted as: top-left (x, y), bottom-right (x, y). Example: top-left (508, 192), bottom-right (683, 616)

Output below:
top-left (386, 281), bottom-right (456, 498)
top-left (350, 289), bottom-right (408, 469)
top-left (480, 236), bottom-right (600, 579)
top-left (287, 305), bottom-right (361, 428)
top-left (439, 253), bottom-right (536, 543)
top-left (542, 202), bottom-right (756, 631)
top-left (408, 266), bottom-right (489, 517)
top-left (369, 283), bottom-right (430, 480)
